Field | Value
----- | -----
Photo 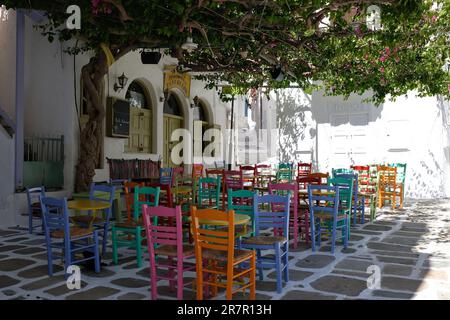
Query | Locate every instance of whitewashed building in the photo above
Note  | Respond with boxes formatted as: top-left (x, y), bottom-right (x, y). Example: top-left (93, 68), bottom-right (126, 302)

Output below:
top-left (1, 9), bottom-right (450, 228)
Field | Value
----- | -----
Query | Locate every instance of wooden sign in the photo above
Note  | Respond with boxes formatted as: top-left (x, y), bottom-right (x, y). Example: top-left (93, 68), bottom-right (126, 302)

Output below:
top-left (106, 97), bottom-right (130, 138)
top-left (164, 67), bottom-right (191, 98)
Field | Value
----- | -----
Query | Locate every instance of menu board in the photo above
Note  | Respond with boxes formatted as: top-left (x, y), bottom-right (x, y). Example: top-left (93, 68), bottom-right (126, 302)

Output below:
top-left (107, 97), bottom-right (130, 138)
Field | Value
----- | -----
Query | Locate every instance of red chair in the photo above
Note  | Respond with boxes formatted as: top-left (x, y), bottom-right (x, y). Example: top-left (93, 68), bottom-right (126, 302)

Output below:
top-left (240, 165), bottom-right (256, 190)
top-left (192, 164), bottom-right (204, 179)
top-left (269, 182), bottom-right (301, 248)
top-left (223, 170), bottom-right (244, 208)
top-left (297, 163), bottom-right (312, 179)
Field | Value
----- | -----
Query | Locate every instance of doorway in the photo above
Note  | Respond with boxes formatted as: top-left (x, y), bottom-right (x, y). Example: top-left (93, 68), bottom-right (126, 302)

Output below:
top-left (163, 93), bottom-right (184, 167)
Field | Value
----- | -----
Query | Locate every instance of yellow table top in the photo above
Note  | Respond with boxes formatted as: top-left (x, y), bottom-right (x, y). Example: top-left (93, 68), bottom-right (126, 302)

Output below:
top-left (68, 200), bottom-right (111, 211)
top-left (193, 214), bottom-right (251, 227)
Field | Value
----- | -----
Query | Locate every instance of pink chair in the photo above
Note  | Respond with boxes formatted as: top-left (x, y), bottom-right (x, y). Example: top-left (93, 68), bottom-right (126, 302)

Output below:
top-left (268, 183), bottom-right (301, 249)
top-left (142, 205), bottom-right (196, 300)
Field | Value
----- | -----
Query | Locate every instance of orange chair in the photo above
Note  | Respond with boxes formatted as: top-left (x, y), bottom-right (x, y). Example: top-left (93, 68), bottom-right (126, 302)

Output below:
top-left (377, 165), bottom-right (397, 209)
top-left (308, 172), bottom-right (329, 185)
top-left (124, 182), bottom-right (145, 222)
top-left (192, 164), bottom-right (204, 179)
top-left (191, 207), bottom-right (256, 300)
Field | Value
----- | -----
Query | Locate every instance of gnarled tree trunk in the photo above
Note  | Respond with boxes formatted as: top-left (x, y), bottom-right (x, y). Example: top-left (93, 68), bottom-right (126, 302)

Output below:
top-left (75, 52), bottom-right (108, 192)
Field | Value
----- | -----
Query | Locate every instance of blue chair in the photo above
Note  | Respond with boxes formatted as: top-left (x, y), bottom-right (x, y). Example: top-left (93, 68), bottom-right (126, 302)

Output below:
top-left (308, 184), bottom-right (348, 254)
top-left (40, 197), bottom-right (100, 277)
top-left (71, 183), bottom-right (115, 254)
top-left (26, 187), bottom-right (46, 234)
top-left (159, 168), bottom-right (173, 186)
top-left (240, 194), bottom-right (290, 294)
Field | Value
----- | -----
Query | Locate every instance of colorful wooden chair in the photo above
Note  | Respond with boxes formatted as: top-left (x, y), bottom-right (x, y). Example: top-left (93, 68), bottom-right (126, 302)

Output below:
top-left (227, 189), bottom-right (255, 238)
top-left (268, 183), bottom-right (303, 248)
top-left (308, 172), bottom-right (329, 185)
top-left (240, 194), bottom-right (290, 294)
top-left (143, 205), bottom-right (196, 300)
top-left (240, 165), bottom-right (256, 190)
top-left (171, 167), bottom-right (185, 187)
top-left (191, 207), bottom-right (256, 300)
top-left (26, 186), bottom-right (46, 234)
top-left (297, 163), bottom-right (312, 179)
top-left (111, 186), bottom-right (160, 268)
top-left (377, 165), bottom-right (397, 209)
top-left (332, 172), bottom-right (365, 224)
top-left (198, 177), bottom-right (221, 209)
top-left (40, 197), bottom-right (100, 277)
top-left (214, 160), bottom-right (226, 169)
top-left (308, 184), bottom-right (348, 254)
top-left (388, 163), bottom-right (406, 209)
top-left (71, 183), bottom-right (115, 254)
top-left (328, 177), bottom-right (354, 238)
top-left (351, 165), bottom-right (378, 221)
top-left (224, 170), bottom-right (244, 207)
top-left (206, 168), bottom-right (226, 209)
top-left (276, 163), bottom-right (293, 183)
top-left (159, 168), bottom-right (173, 186)
top-left (255, 164), bottom-right (273, 195)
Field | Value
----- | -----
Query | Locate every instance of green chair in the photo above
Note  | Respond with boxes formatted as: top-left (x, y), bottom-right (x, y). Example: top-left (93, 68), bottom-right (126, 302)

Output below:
top-left (227, 189), bottom-right (255, 238)
top-left (388, 163), bottom-right (406, 209)
top-left (332, 168), bottom-right (354, 176)
top-left (327, 177), bottom-right (353, 239)
top-left (276, 163), bottom-right (293, 183)
top-left (111, 186), bottom-right (160, 268)
top-left (197, 177), bottom-right (221, 209)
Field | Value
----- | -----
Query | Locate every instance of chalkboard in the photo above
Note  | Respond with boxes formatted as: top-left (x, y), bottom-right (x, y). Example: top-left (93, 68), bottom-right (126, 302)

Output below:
top-left (107, 97), bottom-right (130, 138)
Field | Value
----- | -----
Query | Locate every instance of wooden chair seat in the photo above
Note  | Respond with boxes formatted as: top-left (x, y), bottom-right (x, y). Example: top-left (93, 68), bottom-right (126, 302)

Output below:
top-left (313, 211), bottom-right (347, 220)
top-left (155, 244), bottom-right (195, 257)
top-left (115, 219), bottom-right (144, 228)
top-left (51, 227), bottom-right (93, 239)
top-left (71, 215), bottom-right (105, 225)
top-left (242, 235), bottom-right (287, 245)
top-left (202, 248), bottom-right (253, 262)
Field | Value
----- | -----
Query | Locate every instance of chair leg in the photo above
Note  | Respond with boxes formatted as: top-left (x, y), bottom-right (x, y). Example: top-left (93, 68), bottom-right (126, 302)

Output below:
top-left (283, 242), bottom-right (289, 283)
top-left (177, 259), bottom-right (184, 300)
top-left (256, 249), bottom-right (264, 281)
top-left (274, 243), bottom-right (282, 294)
top-left (310, 215), bottom-right (316, 252)
top-left (112, 225), bottom-right (118, 265)
top-left (101, 224), bottom-right (108, 255)
top-left (330, 219), bottom-right (337, 254)
top-left (304, 211), bottom-right (310, 244)
top-left (136, 228), bottom-right (142, 268)
top-left (250, 252), bottom-right (256, 300)
top-left (196, 260), bottom-right (203, 300)
top-left (150, 255), bottom-right (158, 300)
top-left (64, 240), bottom-right (71, 280)
top-left (46, 240), bottom-right (53, 276)
top-left (28, 212), bottom-right (33, 234)
top-left (94, 231), bottom-right (101, 273)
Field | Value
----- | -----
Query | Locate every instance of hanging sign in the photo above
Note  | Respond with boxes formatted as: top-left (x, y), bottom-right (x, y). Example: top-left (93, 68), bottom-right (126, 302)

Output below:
top-left (164, 66), bottom-right (191, 98)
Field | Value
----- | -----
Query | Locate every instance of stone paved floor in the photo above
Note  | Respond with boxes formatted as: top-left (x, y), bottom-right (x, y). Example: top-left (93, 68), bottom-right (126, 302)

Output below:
top-left (1, 199), bottom-right (450, 300)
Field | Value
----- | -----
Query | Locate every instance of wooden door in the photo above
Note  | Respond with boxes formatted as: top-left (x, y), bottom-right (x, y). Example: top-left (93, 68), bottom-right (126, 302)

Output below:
top-left (125, 107), bottom-right (152, 153)
top-left (163, 115), bottom-right (183, 167)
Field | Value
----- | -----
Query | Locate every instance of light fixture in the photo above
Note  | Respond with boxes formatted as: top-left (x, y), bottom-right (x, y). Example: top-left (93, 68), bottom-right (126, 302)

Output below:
top-left (181, 36), bottom-right (198, 53)
top-left (114, 72), bottom-right (128, 92)
top-left (270, 65), bottom-right (285, 82)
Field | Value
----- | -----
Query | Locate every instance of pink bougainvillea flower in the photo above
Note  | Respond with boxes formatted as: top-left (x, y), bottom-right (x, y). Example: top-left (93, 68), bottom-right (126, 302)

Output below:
top-left (431, 15), bottom-right (438, 23)
top-left (395, 57), bottom-right (400, 63)
top-left (385, 47), bottom-right (391, 56)
top-left (380, 67), bottom-right (385, 73)
top-left (380, 55), bottom-right (386, 62)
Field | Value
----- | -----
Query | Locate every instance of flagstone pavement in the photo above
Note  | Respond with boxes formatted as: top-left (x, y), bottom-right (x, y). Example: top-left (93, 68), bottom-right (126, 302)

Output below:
top-left (1, 199), bottom-right (450, 300)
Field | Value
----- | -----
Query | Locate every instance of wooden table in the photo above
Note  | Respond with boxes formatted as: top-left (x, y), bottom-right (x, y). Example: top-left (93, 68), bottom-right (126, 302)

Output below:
top-left (195, 214), bottom-right (251, 227)
top-left (72, 190), bottom-right (122, 222)
top-left (68, 199), bottom-right (112, 229)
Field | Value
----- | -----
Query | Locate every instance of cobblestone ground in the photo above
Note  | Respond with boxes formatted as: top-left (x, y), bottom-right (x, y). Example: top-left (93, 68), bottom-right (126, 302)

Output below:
top-left (1, 199), bottom-right (450, 300)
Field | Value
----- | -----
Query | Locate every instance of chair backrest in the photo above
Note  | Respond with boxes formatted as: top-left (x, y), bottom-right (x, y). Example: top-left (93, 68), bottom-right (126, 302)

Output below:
top-left (332, 173), bottom-right (359, 207)
top-left (198, 177), bottom-right (221, 208)
top-left (332, 168), bottom-right (354, 176)
top-left (214, 160), bottom-right (226, 169)
top-left (297, 163), bottom-right (312, 178)
top-left (227, 189), bottom-right (255, 217)
top-left (191, 207), bottom-right (236, 255)
top-left (255, 164), bottom-right (273, 188)
top-left (253, 194), bottom-right (290, 237)
top-left (147, 183), bottom-right (174, 208)
top-left (192, 164), bottom-right (204, 179)
top-left (26, 187), bottom-right (46, 210)
top-left (89, 183), bottom-right (116, 220)
top-left (124, 182), bottom-right (145, 220)
top-left (224, 170), bottom-right (244, 190)
top-left (276, 163), bottom-right (293, 183)
top-left (308, 184), bottom-right (340, 220)
top-left (328, 177), bottom-right (353, 212)
top-left (142, 205), bottom-right (183, 253)
top-left (308, 172), bottom-right (329, 185)
top-left (171, 167), bottom-right (184, 187)
top-left (159, 168), bottom-right (173, 186)
top-left (388, 163), bottom-right (406, 185)
top-left (377, 165), bottom-right (397, 191)
top-left (240, 165), bottom-right (256, 187)
top-left (206, 168), bottom-right (225, 179)
top-left (351, 165), bottom-right (372, 193)
top-left (297, 175), bottom-right (321, 190)
top-left (268, 183), bottom-right (298, 216)
top-left (40, 197), bottom-right (69, 241)
top-left (134, 186), bottom-right (160, 220)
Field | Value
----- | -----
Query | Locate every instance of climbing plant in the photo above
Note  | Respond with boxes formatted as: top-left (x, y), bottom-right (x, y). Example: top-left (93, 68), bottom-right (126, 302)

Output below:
top-left (3, 0), bottom-right (449, 191)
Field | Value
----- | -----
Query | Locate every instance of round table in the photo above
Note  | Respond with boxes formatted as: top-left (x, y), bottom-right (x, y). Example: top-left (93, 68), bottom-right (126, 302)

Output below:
top-left (68, 200), bottom-right (111, 228)
top-left (195, 214), bottom-right (251, 226)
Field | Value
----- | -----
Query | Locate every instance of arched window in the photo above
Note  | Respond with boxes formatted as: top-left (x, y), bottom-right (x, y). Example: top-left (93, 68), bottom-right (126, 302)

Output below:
top-left (126, 81), bottom-right (150, 109)
top-left (163, 93), bottom-right (182, 116)
top-left (193, 100), bottom-right (207, 122)
top-left (125, 81), bottom-right (152, 154)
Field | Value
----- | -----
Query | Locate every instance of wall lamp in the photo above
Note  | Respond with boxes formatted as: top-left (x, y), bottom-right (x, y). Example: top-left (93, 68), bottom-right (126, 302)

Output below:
top-left (114, 72), bottom-right (128, 92)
